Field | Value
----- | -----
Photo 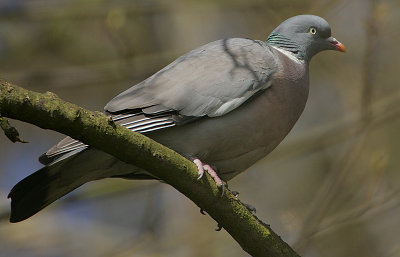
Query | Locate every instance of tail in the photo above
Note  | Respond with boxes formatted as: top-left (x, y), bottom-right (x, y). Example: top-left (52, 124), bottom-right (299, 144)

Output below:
top-left (8, 149), bottom-right (135, 223)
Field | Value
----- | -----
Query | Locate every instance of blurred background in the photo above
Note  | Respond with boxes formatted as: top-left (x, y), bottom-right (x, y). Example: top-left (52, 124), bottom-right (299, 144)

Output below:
top-left (0, 0), bottom-right (399, 256)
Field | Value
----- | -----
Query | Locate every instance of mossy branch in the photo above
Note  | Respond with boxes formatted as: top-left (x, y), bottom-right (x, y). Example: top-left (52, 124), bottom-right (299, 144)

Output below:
top-left (0, 116), bottom-right (27, 143)
top-left (0, 80), bottom-right (300, 257)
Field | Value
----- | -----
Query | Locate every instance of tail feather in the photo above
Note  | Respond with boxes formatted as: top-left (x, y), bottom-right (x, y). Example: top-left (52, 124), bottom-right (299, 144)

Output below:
top-left (8, 149), bottom-right (135, 223)
top-left (8, 165), bottom-right (88, 222)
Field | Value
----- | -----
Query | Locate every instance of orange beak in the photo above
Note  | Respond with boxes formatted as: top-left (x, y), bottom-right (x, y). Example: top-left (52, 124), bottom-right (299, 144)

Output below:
top-left (328, 37), bottom-right (346, 52)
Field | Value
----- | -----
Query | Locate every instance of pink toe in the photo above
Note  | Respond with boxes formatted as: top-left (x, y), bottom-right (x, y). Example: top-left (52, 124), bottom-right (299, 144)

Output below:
top-left (193, 158), bottom-right (205, 179)
top-left (203, 165), bottom-right (224, 187)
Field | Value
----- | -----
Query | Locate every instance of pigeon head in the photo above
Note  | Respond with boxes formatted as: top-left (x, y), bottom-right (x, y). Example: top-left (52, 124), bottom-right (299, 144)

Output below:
top-left (267, 15), bottom-right (345, 62)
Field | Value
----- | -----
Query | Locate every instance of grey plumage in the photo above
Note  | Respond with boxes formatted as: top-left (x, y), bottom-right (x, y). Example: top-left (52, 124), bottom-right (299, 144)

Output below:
top-left (8, 15), bottom-right (345, 222)
top-left (105, 38), bottom-right (276, 117)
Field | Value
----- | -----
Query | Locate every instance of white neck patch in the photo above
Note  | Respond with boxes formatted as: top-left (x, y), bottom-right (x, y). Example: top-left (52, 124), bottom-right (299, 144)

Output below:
top-left (270, 45), bottom-right (304, 64)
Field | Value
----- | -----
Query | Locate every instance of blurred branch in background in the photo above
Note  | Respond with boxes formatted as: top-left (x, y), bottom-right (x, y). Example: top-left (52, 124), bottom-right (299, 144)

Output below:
top-left (293, 0), bottom-right (385, 253)
top-left (361, 0), bottom-right (381, 123)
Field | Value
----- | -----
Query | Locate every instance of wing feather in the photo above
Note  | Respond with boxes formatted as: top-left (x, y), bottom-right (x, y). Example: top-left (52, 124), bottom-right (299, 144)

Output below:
top-left (39, 111), bottom-right (177, 165)
top-left (40, 38), bottom-right (278, 165)
top-left (104, 38), bottom-right (277, 117)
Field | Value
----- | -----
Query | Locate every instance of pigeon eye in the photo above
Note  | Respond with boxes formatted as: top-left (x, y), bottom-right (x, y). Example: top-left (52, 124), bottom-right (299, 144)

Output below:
top-left (309, 27), bottom-right (317, 35)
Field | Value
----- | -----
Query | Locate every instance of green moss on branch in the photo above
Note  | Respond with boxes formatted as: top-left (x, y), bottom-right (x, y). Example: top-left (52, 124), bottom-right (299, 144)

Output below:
top-left (0, 117), bottom-right (27, 143)
top-left (0, 80), bottom-right (300, 257)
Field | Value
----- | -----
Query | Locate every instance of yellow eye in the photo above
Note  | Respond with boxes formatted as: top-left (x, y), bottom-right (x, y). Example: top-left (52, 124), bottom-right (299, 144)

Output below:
top-left (309, 27), bottom-right (317, 35)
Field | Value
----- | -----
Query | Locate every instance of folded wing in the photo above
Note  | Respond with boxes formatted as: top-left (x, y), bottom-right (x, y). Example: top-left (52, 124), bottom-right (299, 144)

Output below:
top-left (40, 38), bottom-right (277, 165)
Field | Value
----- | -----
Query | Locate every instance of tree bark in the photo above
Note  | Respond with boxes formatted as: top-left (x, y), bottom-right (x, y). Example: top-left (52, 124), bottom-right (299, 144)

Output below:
top-left (0, 80), bottom-right (300, 257)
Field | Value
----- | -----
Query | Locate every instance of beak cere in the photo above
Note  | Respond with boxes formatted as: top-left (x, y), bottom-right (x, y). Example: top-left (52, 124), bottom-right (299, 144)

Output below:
top-left (327, 37), bottom-right (346, 52)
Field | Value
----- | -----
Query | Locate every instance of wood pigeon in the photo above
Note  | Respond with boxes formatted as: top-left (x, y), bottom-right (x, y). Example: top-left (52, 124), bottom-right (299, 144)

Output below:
top-left (8, 14), bottom-right (345, 222)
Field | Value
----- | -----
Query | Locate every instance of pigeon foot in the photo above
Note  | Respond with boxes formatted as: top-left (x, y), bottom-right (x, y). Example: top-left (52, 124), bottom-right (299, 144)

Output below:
top-left (192, 158), bottom-right (225, 193)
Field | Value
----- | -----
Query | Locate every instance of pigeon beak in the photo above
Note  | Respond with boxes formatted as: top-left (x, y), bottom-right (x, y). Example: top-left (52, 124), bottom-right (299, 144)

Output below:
top-left (327, 37), bottom-right (346, 52)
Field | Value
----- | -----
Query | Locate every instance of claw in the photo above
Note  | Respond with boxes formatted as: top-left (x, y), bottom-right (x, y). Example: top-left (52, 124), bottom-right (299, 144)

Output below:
top-left (200, 208), bottom-right (206, 215)
top-left (215, 224), bottom-right (222, 231)
top-left (232, 191), bottom-right (239, 198)
top-left (230, 190), bottom-right (256, 213)
top-left (243, 203), bottom-right (257, 214)
top-left (193, 159), bottom-right (205, 180)
top-left (220, 183), bottom-right (226, 197)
